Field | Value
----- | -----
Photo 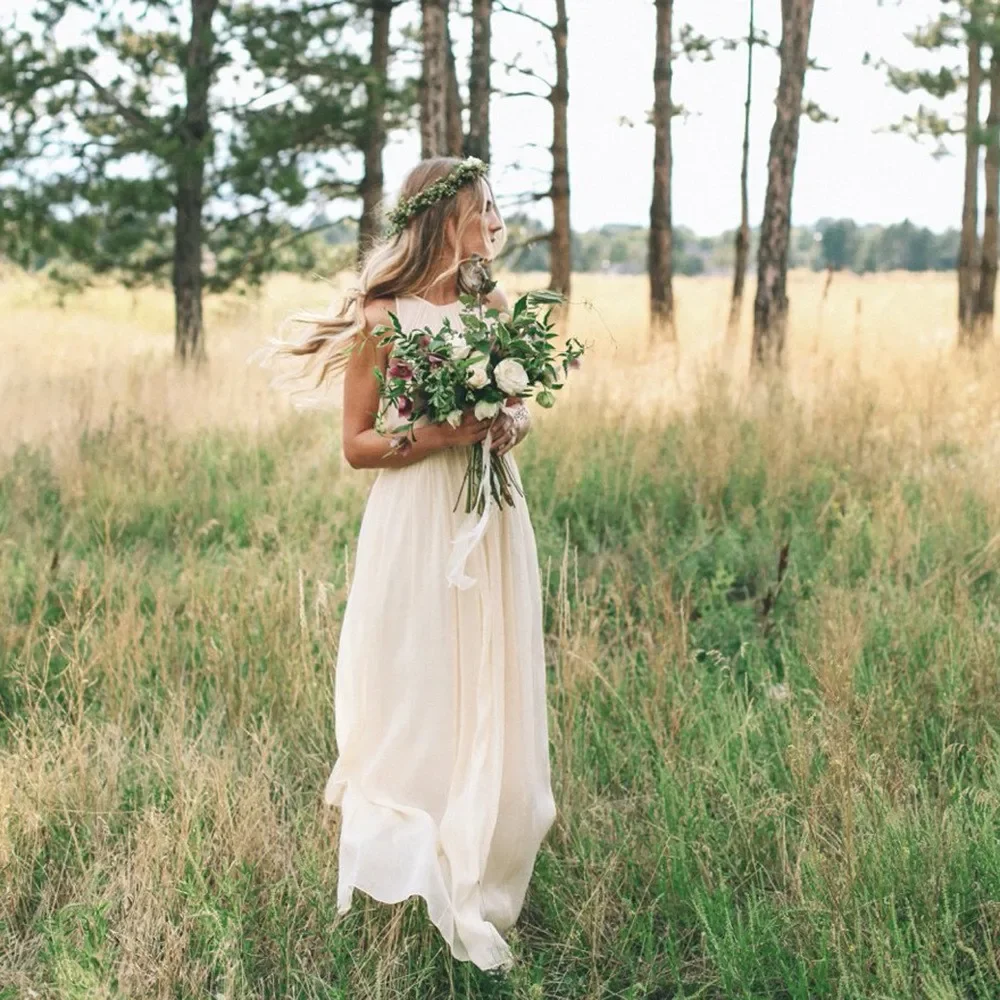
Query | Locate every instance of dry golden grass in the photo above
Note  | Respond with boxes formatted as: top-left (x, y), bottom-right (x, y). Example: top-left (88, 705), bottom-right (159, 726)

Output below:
top-left (6, 267), bottom-right (1000, 465)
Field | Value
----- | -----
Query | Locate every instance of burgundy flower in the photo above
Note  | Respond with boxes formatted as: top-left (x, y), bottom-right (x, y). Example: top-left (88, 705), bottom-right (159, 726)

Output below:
top-left (396, 395), bottom-right (413, 417)
top-left (427, 353), bottom-right (445, 369)
top-left (568, 358), bottom-right (581, 370)
top-left (419, 335), bottom-right (431, 348)
top-left (388, 359), bottom-right (414, 380)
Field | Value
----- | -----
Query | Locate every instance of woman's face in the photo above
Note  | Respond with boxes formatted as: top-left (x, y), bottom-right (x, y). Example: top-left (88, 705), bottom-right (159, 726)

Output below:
top-left (455, 181), bottom-right (504, 259)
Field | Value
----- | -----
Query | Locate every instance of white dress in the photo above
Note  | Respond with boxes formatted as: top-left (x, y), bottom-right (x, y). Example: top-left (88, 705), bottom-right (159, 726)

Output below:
top-left (323, 294), bottom-right (557, 972)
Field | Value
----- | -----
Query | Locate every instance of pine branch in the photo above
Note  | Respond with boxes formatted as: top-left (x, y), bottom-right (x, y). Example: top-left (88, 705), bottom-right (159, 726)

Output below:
top-left (494, 1), bottom-right (554, 33)
top-left (72, 69), bottom-right (157, 134)
top-left (501, 60), bottom-right (554, 91)
top-left (496, 88), bottom-right (550, 100)
top-left (497, 228), bottom-right (553, 260)
top-left (499, 188), bottom-right (552, 207)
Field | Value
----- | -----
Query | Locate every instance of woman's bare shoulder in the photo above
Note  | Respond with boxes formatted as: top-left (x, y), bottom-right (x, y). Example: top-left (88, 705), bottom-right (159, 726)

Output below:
top-left (362, 296), bottom-right (397, 334)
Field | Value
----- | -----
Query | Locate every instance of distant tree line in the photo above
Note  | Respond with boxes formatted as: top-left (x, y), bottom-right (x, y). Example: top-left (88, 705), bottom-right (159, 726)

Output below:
top-left (325, 211), bottom-right (958, 277)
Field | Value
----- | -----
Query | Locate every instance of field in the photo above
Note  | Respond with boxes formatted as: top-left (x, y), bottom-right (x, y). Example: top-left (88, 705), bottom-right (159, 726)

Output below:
top-left (3, 268), bottom-right (1000, 998)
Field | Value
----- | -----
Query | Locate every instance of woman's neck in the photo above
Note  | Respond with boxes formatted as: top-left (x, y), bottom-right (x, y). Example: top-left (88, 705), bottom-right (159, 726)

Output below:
top-left (418, 274), bottom-right (460, 305)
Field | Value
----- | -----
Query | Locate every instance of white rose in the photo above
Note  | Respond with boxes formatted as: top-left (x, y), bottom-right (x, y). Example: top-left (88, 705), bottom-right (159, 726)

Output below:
top-left (444, 332), bottom-right (471, 360)
top-left (474, 399), bottom-right (501, 421)
top-left (498, 311), bottom-right (512, 324)
top-left (445, 409), bottom-right (463, 428)
top-left (465, 354), bottom-right (489, 389)
top-left (493, 358), bottom-right (529, 396)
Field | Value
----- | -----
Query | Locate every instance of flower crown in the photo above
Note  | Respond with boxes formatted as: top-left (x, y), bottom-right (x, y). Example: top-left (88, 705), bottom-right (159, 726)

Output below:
top-left (386, 156), bottom-right (489, 237)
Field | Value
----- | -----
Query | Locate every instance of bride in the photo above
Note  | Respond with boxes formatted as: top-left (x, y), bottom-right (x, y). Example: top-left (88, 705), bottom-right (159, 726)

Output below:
top-left (267, 156), bottom-right (557, 972)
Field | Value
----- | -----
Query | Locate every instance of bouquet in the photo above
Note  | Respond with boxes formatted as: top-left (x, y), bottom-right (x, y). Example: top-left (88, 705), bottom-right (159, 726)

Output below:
top-left (372, 263), bottom-right (585, 517)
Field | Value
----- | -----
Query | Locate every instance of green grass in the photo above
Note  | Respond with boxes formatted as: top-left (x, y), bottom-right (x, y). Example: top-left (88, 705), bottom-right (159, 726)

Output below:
top-left (3, 383), bottom-right (1000, 999)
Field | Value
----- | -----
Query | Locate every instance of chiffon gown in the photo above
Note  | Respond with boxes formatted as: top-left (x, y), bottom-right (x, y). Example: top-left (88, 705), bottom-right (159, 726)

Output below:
top-left (323, 294), bottom-right (557, 972)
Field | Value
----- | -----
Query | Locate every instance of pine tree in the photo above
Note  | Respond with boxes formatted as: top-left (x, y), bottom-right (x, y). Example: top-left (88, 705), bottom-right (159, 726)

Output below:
top-left (875, 0), bottom-right (1000, 346)
top-left (752, 0), bottom-right (816, 368)
top-left (467, 0), bottom-right (493, 162)
top-left (649, 0), bottom-right (675, 341)
top-left (494, 1), bottom-right (570, 297)
top-left (358, 1), bottom-right (397, 264)
top-left (420, 0), bottom-right (449, 156)
top-left (0, 0), bottom-right (375, 363)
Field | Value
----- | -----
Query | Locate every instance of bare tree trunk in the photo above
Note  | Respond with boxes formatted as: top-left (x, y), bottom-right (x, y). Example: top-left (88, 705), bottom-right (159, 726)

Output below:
top-left (549, 0), bottom-right (571, 296)
top-left (751, 0), bottom-right (815, 368)
top-left (959, 34), bottom-right (982, 345)
top-left (358, 0), bottom-right (392, 264)
top-left (444, 2), bottom-right (464, 156)
top-left (173, 0), bottom-right (217, 365)
top-left (420, 0), bottom-right (448, 157)
top-left (648, 0), bottom-right (675, 340)
top-left (975, 45), bottom-right (1000, 344)
top-left (467, 0), bottom-right (492, 162)
top-left (728, 0), bottom-right (755, 337)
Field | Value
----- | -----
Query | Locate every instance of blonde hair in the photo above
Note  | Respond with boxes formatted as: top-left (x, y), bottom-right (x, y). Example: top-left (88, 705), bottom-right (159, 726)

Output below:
top-left (251, 157), bottom-right (508, 408)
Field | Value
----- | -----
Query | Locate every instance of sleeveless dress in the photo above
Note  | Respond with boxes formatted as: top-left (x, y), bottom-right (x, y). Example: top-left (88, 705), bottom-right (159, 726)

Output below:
top-left (322, 294), bottom-right (558, 972)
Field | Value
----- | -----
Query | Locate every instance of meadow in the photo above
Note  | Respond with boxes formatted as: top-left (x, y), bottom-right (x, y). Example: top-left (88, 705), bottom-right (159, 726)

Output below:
top-left (3, 267), bottom-right (1000, 999)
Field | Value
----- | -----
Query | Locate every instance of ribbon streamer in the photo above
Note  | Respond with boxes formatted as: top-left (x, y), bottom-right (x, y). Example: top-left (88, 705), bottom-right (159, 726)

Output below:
top-left (446, 427), bottom-right (495, 590)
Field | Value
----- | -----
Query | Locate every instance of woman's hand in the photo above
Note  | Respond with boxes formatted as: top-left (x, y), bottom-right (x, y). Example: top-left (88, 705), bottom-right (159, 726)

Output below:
top-left (427, 408), bottom-right (494, 451)
top-left (490, 401), bottom-right (531, 456)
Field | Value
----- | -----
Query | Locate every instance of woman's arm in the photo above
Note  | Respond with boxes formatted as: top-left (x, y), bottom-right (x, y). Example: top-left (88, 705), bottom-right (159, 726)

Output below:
top-left (341, 298), bottom-right (493, 470)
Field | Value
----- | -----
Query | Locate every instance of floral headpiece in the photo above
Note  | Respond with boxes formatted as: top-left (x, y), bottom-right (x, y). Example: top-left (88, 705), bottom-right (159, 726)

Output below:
top-left (386, 156), bottom-right (489, 237)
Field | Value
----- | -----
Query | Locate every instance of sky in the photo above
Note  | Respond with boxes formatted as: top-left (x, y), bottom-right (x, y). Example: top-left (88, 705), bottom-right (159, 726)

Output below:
top-left (7, 0), bottom-right (966, 237)
top-left (381, 0), bottom-right (968, 235)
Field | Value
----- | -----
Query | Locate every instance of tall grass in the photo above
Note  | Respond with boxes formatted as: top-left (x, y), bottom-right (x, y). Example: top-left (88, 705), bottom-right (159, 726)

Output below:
top-left (3, 268), bottom-right (1000, 998)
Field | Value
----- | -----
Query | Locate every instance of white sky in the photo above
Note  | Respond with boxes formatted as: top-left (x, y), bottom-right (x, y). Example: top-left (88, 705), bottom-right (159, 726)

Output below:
top-left (10, 0), bottom-right (964, 236)
top-left (379, 0), bottom-right (965, 235)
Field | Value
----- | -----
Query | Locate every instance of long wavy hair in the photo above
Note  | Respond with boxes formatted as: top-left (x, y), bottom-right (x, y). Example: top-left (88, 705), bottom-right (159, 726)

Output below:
top-left (252, 157), bottom-right (508, 407)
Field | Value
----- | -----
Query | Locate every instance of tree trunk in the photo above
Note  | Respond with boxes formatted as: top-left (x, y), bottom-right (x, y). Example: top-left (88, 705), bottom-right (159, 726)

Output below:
top-left (173, 0), bottom-right (217, 365)
top-left (549, 0), bottom-right (571, 297)
top-left (467, 0), bottom-right (492, 162)
top-left (648, 0), bottom-right (675, 340)
top-left (751, 0), bottom-right (815, 368)
top-left (975, 44), bottom-right (1000, 344)
top-left (728, 0), bottom-right (755, 336)
top-left (959, 34), bottom-right (982, 345)
top-left (420, 0), bottom-right (448, 158)
top-left (358, 0), bottom-right (392, 265)
top-left (444, 2), bottom-right (464, 156)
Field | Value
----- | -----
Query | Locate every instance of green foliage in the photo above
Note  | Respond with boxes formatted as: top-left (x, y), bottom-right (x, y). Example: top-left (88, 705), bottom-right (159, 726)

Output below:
top-left (486, 212), bottom-right (961, 277)
top-left (870, 0), bottom-right (1000, 156)
top-left (820, 217), bottom-right (961, 273)
top-left (0, 0), bottom-right (410, 293)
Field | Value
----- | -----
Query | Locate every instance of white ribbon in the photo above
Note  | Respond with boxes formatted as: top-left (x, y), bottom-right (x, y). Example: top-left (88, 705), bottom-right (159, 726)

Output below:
top-left (446, 428), bottom-right (496, 590)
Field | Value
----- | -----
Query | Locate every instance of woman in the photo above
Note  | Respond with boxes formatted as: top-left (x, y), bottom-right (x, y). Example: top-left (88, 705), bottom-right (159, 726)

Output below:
top-left (270, 157), bottom-right (556, 972)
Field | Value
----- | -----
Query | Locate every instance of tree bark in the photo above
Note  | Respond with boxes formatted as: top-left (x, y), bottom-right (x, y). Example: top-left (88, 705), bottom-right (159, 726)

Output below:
top-left (444, 2), bottom-right (464, 156)
top-left (728, 0), bottom-right (755, 336)
top-left (959, 34), bottom-right (982, 345)
top-left (974, 44), bottom-right (1000, 344)
top-left (420, 0), bottom-right (448, 157)
top-left (648, 0), bottom-right (675, 340)
top-left (751, 0), bottom-right (815, 368)
top-left (549, 0), bottom-right (571, 297)
top-left (467, 0), bottom-right (492, 162)
top-left (173, 0), bottom-right (217, 365)
top-left (358, 0), bottom-right (392, 265)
